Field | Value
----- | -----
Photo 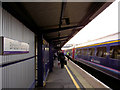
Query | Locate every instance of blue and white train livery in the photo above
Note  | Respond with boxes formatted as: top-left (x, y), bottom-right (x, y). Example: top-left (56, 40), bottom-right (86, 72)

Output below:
top-left (64, 32), bottom-right (120, 80)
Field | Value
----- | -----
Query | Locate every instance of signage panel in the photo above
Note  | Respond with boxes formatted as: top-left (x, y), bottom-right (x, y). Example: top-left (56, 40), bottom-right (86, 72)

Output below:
top-left (0, 37), bottom-right (29, 55)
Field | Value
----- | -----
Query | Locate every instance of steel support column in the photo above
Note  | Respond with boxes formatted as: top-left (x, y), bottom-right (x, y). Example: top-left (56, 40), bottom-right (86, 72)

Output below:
top-left (49, 42), bottom-right (53, 72)
top-left (37, 34), bottom-right (43, 87)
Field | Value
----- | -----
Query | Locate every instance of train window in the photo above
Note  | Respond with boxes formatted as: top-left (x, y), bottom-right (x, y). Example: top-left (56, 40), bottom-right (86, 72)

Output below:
top-left (80, 49), bottom-right (82, 55)
top-left (76, 49), bottom-right (82, 55)
top-left (110, 45), bottom-right (120, 59)
top-left (88, 48), bottom-right (92, 56)
top-left (83, 49), bottom-right (87, 56)
top-left (76, 49), bottom-right (79, 55)
top-left (69, 50), bottom-right (72, 56)
top-left (96, 47), bottom-right (107, 57)
top-left (75, 49), bottom-right (79, 55)
top-left (79, 49), bottom-right (82, 55)
top-left (89, 48), bottom-right (95, 56)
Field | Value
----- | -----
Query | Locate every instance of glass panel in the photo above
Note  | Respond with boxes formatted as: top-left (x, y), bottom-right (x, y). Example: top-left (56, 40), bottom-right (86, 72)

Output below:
top-left (89, 48), bottom-right (95, 56)
top-left (76, 49), bottom-right (82, 55)
top-left (110, 45), bottom-right (120, 59)
top-left (96, 47), bottom-right (107, 57)
top-left (83, 49), bottom-right (87, 56)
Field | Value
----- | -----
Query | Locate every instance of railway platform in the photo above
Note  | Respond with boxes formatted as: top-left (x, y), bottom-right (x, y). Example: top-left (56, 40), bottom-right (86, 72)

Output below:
top-left (40, 57), bottom-right (110, 89)
top-left (1, 1), bottom-right (117, 89)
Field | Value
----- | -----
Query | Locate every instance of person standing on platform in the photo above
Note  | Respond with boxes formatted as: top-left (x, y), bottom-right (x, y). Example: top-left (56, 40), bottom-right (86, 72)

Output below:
top-left (58, 50), bottom-right (65, 68)
top-left (53, 52), bottom-right (57, 60)
top-left (66, 52), bottom-right (70, 61)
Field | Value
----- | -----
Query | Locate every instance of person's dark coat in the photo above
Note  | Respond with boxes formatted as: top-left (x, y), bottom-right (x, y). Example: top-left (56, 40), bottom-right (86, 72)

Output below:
top-left (58, 52), bottom-right (65, 68)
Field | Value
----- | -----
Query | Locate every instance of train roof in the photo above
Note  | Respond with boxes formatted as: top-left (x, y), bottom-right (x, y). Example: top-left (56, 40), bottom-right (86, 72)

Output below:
top-left (75, 32), bottom-right (120, 48)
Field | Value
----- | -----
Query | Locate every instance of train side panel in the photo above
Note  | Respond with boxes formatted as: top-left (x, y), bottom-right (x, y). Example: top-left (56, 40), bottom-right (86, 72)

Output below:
top-left (74, 40), bottom-right (120, 80)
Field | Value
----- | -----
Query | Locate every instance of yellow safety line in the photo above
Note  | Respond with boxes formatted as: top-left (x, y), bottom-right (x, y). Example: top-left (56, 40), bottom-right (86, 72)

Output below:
top-left (43, 81), bottom-right (46, 87)
top-left (64, 65), bottom-right (81, 90)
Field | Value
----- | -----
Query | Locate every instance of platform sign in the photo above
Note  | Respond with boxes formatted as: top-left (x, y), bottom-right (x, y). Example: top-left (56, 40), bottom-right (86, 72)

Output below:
top-left (0, 37), bottom-right (29, 55)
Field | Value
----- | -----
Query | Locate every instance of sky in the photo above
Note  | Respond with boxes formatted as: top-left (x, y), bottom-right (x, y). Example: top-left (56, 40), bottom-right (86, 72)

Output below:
top-left (62, 0), bottom-right (119, 49)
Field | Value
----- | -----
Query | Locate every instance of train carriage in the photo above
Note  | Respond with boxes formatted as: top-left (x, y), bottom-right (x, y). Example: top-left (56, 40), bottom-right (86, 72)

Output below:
top-left (65, 32), bottom-right (120, 80)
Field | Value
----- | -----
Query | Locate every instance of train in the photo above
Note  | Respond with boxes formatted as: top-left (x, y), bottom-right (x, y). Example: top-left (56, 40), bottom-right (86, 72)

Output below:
top-left (64, 32), bottom-right (120, 80)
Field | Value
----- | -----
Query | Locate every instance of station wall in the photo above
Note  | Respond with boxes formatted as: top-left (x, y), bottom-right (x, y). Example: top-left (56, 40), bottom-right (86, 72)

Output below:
top-left (2, 9), bottom-right (35, 88)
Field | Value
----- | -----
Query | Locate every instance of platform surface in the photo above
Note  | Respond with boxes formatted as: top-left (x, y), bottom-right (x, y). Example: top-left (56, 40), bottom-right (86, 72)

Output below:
top-left (44, 57), bottom-right (110, 89)
top-left (45, 59), bottom-right (75, 88)
top-left (67, 59), bottom-right (109, 89)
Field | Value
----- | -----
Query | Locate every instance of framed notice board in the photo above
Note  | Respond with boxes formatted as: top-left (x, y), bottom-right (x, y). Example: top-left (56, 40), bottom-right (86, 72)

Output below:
top-left (0, 37), bottom-right (29, 55)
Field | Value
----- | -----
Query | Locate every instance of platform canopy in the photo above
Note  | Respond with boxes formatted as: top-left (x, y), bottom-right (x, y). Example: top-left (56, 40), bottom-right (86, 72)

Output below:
top-left (2, 1), bottom-right (113, 49)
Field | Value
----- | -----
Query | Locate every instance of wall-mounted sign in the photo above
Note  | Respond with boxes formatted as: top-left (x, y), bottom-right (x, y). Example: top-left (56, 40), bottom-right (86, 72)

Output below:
top-left (0, 37), bottom-right (29, 55)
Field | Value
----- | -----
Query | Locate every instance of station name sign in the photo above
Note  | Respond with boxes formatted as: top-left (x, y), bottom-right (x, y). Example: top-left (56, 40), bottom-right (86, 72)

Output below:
top-left (0, 37), bottom-right (29, 55)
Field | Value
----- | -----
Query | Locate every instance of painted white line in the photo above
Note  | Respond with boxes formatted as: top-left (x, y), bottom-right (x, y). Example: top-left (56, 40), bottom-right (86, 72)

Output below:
top-left (69, 60), bottom-right (111, 89)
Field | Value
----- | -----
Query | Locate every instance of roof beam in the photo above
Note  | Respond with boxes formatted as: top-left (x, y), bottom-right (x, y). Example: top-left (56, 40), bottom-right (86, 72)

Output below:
top-left (89, 2), bottom-right (112, 20)
top-left (59, 2), bottom-right (67, 29)
top-left (48, 36), bottom-right (69, 40)
top-left (53, 39), bottom-right (67, 42)
top-left (42, 25), bottom-right (83, 33)
top-left (78, 2), bottom-right (107, 26)
top-left (61, 2), bottom-right (113, 48)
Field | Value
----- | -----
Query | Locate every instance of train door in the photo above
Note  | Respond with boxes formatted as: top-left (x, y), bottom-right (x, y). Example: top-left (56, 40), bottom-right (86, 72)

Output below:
top-left (88, 47), bottom-right (95, 62)
top-left (95, 45), bottom-right (108, 66)
top-left (109, 44), bottom-right (120, 70)
top-left (82, 48), bottom-right (88, 60)
top-left (75, 48), bottom-right (80, 59)
top-left (72, 48), bottom-right (75, 59)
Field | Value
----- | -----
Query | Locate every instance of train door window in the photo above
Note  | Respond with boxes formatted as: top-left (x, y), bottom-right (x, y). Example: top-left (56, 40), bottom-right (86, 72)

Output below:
top-left (80, 49), bottom-right (82, 55)
top-left (83, 49), bottom-right (87, 56)
top-left (78, 49), bottom-right (82, 55)
top-left (88, 48), bottom-right (92, 56)
top-left (92, 48), bottom-right (95, 56)
top-left (89, 48), bottom-right (95, 56)
top-left (69, 50), bottom-right (71, 56)
top-left (76, 49), bottom-right (80, 55)
top-left (69, 50), bottom-right (72, 56)
top-left (103, 47), bottom-right (107, 57)
top-left (96, 47), bottom-right (107, 57)
top-left (76, 49), bottom-right (79, 55)
top-left (110, 45), bottom-right (120, 59)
